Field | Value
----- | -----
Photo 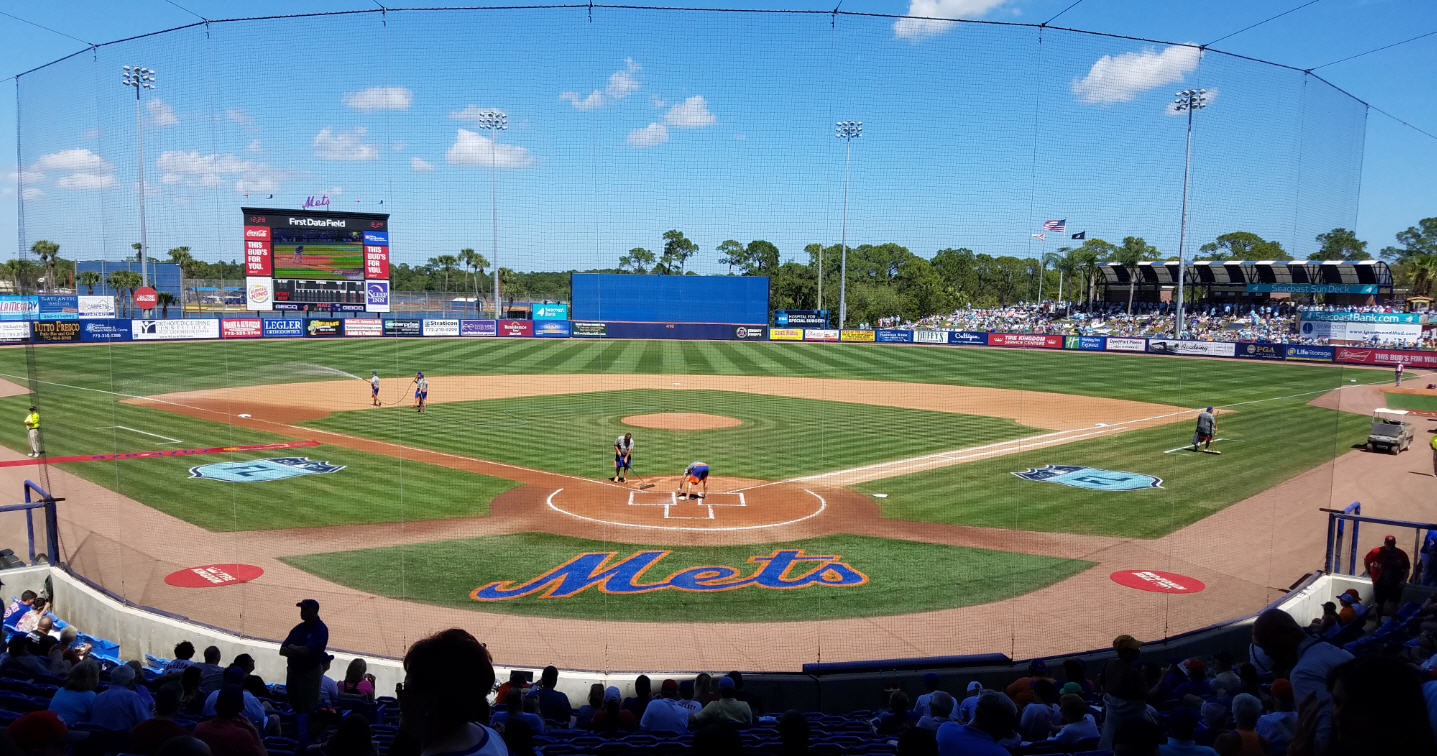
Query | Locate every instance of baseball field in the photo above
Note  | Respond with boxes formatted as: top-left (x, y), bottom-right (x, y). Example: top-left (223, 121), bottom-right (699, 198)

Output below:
top-left (0, 337), bottom-right (1395, 668)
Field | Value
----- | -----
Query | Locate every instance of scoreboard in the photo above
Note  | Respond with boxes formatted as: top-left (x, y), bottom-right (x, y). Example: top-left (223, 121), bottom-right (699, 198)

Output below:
top-left (242, 207), bottom-right (391, 313)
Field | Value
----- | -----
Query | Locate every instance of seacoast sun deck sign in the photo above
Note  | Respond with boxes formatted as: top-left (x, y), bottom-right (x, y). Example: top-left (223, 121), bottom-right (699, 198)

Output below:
top-left (471, 549), bottom-right (869, 601)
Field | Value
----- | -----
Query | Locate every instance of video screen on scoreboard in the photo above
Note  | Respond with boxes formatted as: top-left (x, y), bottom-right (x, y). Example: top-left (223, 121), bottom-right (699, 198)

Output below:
top-left (271, 226), bottom-right (364, 281)
top-left (242, 207), bottom-right (390, 313)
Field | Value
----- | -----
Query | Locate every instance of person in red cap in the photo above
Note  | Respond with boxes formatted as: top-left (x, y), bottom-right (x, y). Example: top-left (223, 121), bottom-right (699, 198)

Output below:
top-left (1363, 535), bottom-right (1411, 619)
top-left (6, 710), bottom-right (67, 756)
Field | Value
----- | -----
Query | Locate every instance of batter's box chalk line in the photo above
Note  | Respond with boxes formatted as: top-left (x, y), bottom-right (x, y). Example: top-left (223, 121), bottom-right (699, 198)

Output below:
top-left (626, 490), bottom-right (746, 520)
top-left (548, 488), bottom-right (826, 532)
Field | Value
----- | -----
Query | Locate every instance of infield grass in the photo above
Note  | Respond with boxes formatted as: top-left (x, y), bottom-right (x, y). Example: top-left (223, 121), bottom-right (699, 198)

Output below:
top-left (282, 532), bottom-right (1095, 621)
top-left (1377, 393), bottom-right (1437, 412)
top-left (302, 389), bottom-right (1041, 481)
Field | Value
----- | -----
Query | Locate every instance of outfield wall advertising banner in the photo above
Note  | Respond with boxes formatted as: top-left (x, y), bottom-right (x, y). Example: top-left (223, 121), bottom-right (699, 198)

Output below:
top-left (571, 322), bottom-right (607, 338)
top-left (1064, 335), bottom-right (1106, 351)
top-left (770, 328), bottom-right (803, 341)
top-left (774, 309), bottom-right (828, 328)
top-left (0, 296), bottom-right (38, 321)
top-left (1234, 342), bottom-right (1284, 361)
top-left (132, 319), bottom-right (221, 341)
top-left (1300, 311), bottom-right (1421, 323)
top-left (804, 329), bottom-right (839, 342)
top-left (384, 320), bottom-right (421, 337)
top-left (261, 319), bottom-right (306, 338)
top-left (31, 320), bottom-right (80, 342)
top-left (422, 319), bottom-right (461, 337)
top-left (344, 318), bottom-right (383, 337)
top-left (875, 329), bottom-right (913, 343)
top-left (533, 304), bottom-right (569, 320)
top-left (1105, 337), bottom-right (1148, 352)
top-left (947, 331), bottom-right (988, 345)
top-left (0, 322), bottom-right (29, 342)
top-left (1147, 339), bottom-right (1237, 358)
top-left (499, 320), bottom-right (533, 337)
top-left (1298, 319), bottom-right (1421, 344)
top-left (1285, 345), bottom-right (1336, 362)
top-left (534, 321), bottom-right (572, 337)
top-left (38, 295), bottom-right (78, 320)
top-left (914, 330), bottom-right (949, 345)
top-left (732, 325), bottom-right (766, 340)
top-left (220, 319), bottom-right (263, 338)
top-left (460, 320), bottom-right (498, 336)
top-left (1335, 348), bottom-right (1437, 368)
top-left (80, 320), bottom-right (129, 342)
top-left (840, 330), bottom-right (876, 342)
top-left (77, 296), bottom-right (116, 319)
top-left (988, 333), bottom-right (1063, 349)
top-left (306, 320), bottom-right (342, 337)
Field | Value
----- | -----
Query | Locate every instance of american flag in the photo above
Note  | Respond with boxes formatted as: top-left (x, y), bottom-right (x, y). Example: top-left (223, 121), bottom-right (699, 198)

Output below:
top-left (1042, 219), bottom-right (1066, 232)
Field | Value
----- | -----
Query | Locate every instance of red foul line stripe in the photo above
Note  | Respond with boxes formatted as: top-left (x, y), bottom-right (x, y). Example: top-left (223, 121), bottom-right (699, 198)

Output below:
top-left (0, 440), bottom-right (320, 467)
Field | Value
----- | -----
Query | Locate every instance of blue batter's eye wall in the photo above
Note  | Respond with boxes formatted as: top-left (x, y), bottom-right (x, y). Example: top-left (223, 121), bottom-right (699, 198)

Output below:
top-left (570, 274), bottom-right (770, 324)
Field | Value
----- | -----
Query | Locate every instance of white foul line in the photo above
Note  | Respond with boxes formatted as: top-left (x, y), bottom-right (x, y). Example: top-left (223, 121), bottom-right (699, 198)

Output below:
top-left (96, 425), bottom-right (183, 444)
top-left (1163, 437), bottom-right (1230, 454)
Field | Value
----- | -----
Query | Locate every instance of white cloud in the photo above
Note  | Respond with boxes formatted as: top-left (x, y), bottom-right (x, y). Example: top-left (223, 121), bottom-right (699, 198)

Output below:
top-left (21, 187), bottom-right (42, 200)
top-left (342, 86), bottom-right (413, 112)
top-left (664, 96), bottom-right (716, 128)
top-left (560, 59), bottom-right (640, 110)
top-left (651, 95), bottom-right (668, 109)
top-left (392, 141), bottom-right (407, 152)
top-left (410, 156), bottom-right (435, 173)
top-left (894, 0), bottom-right (1008, 40)
top-left (445, 129), bottom-right (534, 168)
top-left (226, 108), bottom-right (256, 128)
top-left (147, 98), bottom-right (178, 127)
top-left (247, 139), bottom-right (262, 153)
top-left (57, 172), bottom-right (115, 190)
top-left (33, 148), bottom-right (108, 173)
top-left (627, 122), bottom-right (668, 147)
top-left (313, 126), bottom-right (379, 161)
top-left (1073, 45), bottom-right (1202, 105)
top-left (157, 150), bottom-right (287, 194)
top-left (1164, 86), bottom-right (1219, 115)
top-left (8, 169), bottom-right (45, 184)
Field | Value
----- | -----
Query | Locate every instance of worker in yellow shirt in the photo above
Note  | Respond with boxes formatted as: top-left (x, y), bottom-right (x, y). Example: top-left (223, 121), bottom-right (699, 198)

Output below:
top-left (23, 406), bottom-right (40, 458)
top-left (1430, 432), bottom-right (1437, 477)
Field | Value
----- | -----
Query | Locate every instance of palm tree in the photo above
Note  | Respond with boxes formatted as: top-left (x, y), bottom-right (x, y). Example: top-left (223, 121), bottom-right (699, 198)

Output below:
top-left (429, 255), bottom-right (460, 294)
top-left (1045, 249), bottom-right (1072, 306)
top-left (30, 240), bottom-right (60, 293)
top-left (156, 292), bottom-right (177, 319)
top-left (459, 248), bottom-right (489, 311)
top-left (1109, 236), bottom-right (1160, 314)
top-left (107, 270), bottom-right (142, 317)
top-left (1408, 254), bottom-right (1437, 297)
top-left (77, 270), bottom-right (101, 295)
top-left (167, 247), bottom-right (194, 274)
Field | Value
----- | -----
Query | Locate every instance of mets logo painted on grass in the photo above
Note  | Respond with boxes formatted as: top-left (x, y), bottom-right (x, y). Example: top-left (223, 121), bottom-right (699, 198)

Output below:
top-left (1012, 465), bottom-right (1162, 491)
top-left (471, 549), bottom-right (868, 601)
top-left (189, 457), bottom-right (345, 483)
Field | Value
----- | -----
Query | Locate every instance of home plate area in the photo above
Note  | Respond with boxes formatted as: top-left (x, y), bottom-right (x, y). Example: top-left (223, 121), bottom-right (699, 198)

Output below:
top-left (629, 490), bottom-right (746, 520)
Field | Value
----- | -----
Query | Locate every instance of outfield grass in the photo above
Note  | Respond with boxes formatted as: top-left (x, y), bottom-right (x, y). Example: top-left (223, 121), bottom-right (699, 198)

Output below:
top-left (303, 389), bottom-right (1040, 481)
top-left (0, 391), bottom-right (516, 532)
top-left (282, 532), bottom-right (1095, 620)
top-left (856, 400), bottom-right (1366, 538)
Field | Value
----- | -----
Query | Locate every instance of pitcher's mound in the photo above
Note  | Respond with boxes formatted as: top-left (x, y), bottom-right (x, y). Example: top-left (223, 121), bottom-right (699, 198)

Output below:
top-left (622, 412), bottom-right (742, 430)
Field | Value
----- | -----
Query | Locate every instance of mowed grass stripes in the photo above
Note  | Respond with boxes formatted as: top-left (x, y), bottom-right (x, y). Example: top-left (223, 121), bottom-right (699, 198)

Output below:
top-left (302, 389), bottom-right (1041, 481)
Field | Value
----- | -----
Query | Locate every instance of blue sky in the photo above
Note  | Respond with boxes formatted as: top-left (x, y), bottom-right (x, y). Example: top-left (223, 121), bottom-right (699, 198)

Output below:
top-left (0, 0), bottom-right (1433, 278)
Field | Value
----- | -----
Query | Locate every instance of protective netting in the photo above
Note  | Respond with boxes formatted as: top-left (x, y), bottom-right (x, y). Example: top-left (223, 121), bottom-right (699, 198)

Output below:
top-left (4, 7), bottom-right (1378, 674)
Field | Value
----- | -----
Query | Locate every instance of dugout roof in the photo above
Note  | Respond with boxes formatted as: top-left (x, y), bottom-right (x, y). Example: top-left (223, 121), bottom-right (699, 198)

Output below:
top-left (1098, 260), bottom-right (1391, 288)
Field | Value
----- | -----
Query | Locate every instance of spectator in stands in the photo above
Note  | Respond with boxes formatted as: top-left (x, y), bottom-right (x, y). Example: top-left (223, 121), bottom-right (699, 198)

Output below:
top-left (912, 674), bottom-right (944, 719)
top-left (573, 683), bottom-right (603, 729)
top-left (180, 666), bottom-right (207, 717)
top-left (91, 663), bottom-right (152, 731)
top-left (1365, 535), bottom-right (1412, 619)
top-left (1005, 660), bottom-right (1053, 709)
top-left (676, 680), bottom-right (702, 716)
top-left (1174, 659), bottom-right (1214, 704)
top-left (316, 713), bottom-right (375, 756)
top-left (1099, 635), bottom-right (1149, 749)
top-left (726, 671), bottom-right (761, 714)
top-left (873, 690), bottom-right (913, 735)
top-left (691, 675), bottom-right (752, 729)
top-left (47, 659), bottom-right (99, 725)
top-left (242, 676), bottom-right (281, 736)
top-left (1310, 602), bottom-right (1341, 636)
top-left (1115, 718), bottom-right (1165, 756)
top-left (47, 626), bottom-right (83, 676)
top-left (193, 686), bottom-right (263, 756)
top-left (24, 617), bottom-right (57, 660)
top-left (1250, 608), bottom-right (1353, 754)
top-left (916, 692), bottom-right (954, 731)
top-left (202, 667), bottom-right (269, 734)
top-left (498, 719), bottom-right (535, 756)
top-left (622, 674), bottom-right (652, 720)
top-left (936, 691), bottom-right (1017, 756)
top-left (0, 634), bottom-right (48, 680)
top-left (280, 598), bottom-right (329, 741)
top-left (6, 710), bottom-right (68, 756)
top-left (493, 670), bottom-right (530, 704)
top-left (639, 679), bottom-right (690, 733)
top-left (197, 647), bottom-right (225, 696)
top-left (897, 727), bottom-right (938, 756)
top-left (1255, 678), bottom-right (1295, 755)
top-left (231, 655), bottom-right (257, 680)
top-left (3, 590), bottom-right (37, 623)
top-left (1018, 679), bottom-right (1061, 741)
top-left (130, 683), bottom-right (191, 756)
top-left (693, 673), bottom-right (716, 705)
top-left (1422, 529), bottom-right (1437, 587)
top-left (1157, 708), bottom-right (1215, 756)
top-left (339, 658), bottom-right (375, 701)
top-left (318, 655), bottom-right (339, 710)
top-left (1226, 694), bottom-right (1267, 756)
top-left (1209, 652), bottom-right (1240, 696)
top-left (529, 665), bottom-right (570, 725)
top-left (955, 681), bottom-right (983, 724)
top-left (1291, 656), bottom-right (1436, 756)
top-left (1052, 693), bottom-right (1098, 744)
top-left (165, 642), bottom-right (199, 675)
top-left (398, 628), bottom-right (503, 756)
top-left (692, 721), bottom-right (743, 756)
top-left (14, 597), bottom-right (48, 634)
top-left (490, 688), bottom-right (543, 735)
top-left (591, 686), bottom-right (637, 732)
top-left (777, 709), bottom-right (810, 755)
top-left (1060, 658), bottom-right (1094, 698)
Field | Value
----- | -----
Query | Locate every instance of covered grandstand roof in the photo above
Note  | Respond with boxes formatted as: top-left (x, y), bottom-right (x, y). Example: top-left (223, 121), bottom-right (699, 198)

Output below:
top-left (1099, 259), bottom-right (1391, 290)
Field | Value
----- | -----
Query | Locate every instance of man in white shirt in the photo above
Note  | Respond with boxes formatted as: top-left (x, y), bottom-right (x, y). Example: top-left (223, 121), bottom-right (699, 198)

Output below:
top-left (1252, 609), bottom-right (1353, 754)
top-left (611, 433), bottom-right (633, 483)
top-left (640, 679), bottom-right (691, 732)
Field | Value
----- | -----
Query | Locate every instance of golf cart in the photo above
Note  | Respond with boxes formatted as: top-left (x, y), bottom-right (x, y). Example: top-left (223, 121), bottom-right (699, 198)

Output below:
top-left (1367, 408), bottom-right (1415, 454)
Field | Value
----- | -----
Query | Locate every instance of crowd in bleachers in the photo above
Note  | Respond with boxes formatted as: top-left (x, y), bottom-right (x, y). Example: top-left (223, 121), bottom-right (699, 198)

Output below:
top-left (2, 578), bottom-right (1437, 756)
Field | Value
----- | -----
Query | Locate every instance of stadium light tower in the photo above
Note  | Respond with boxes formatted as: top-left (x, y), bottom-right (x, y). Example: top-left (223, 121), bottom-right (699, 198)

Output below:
top-left (475, 109), bottom-right (508, 319)
top-left (1172, 88), bottom-right (1207, 338)
top-left (835, 120), bottom-right (862, 329)
top-left (121, 65), bottom-right (157, 295)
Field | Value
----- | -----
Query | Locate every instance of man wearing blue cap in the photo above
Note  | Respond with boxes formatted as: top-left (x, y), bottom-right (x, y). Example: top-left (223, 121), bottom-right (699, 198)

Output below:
top-left (280, 598), bottom-right (328, 742)
top-left (413, 372), bottom-right (429, 413)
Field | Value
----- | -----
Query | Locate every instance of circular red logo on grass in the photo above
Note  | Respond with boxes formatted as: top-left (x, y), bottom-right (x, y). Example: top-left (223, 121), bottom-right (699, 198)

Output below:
top-left (1110, 569), bottom-right (1205, 594)
top-left (164, 564), bottom-right (263, 588)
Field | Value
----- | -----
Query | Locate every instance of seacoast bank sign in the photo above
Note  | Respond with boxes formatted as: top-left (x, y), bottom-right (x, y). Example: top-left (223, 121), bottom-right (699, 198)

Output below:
top-left (472, 549), bottom-right (868, 600)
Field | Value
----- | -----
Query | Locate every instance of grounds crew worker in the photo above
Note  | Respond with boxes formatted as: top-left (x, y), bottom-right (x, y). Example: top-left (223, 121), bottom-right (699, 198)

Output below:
top-left (23, 406), bottom-right (40, 458)
top-left (1430, 433), bottom-right (1437, 477)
